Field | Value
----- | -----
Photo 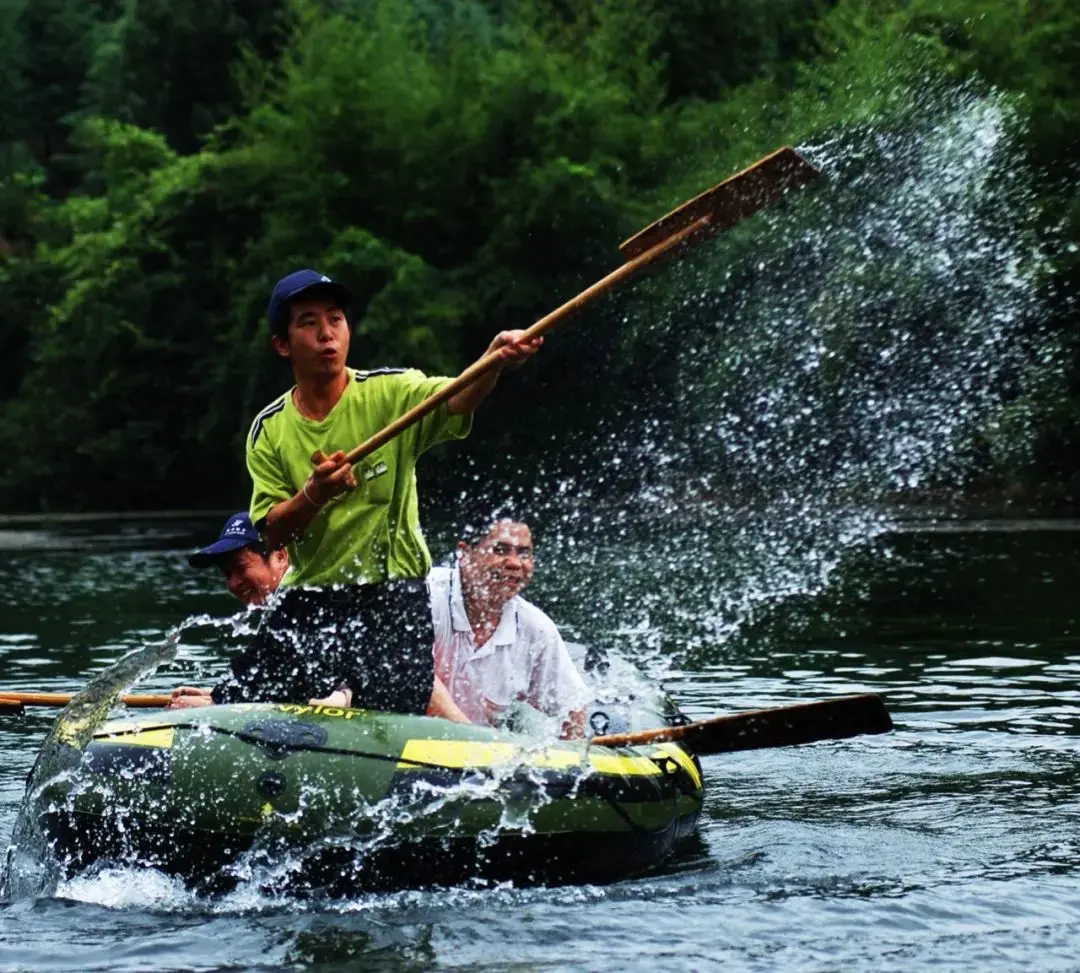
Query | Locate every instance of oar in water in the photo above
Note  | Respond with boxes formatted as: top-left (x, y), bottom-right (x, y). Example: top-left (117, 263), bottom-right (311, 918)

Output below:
top-left (590, 694), bottom-right (894, 755)
top-left (333, 146), bottom-right (821, 467)
top-left (0, 692), bottom-right (892, 758)
top-left (0, 691), bottom-right (171, 709)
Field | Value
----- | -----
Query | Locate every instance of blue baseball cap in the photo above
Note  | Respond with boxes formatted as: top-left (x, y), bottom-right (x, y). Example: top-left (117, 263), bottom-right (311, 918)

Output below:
top-left (188, 513), bottom-right (263, 568)
top-left (267, 269), bottom-right (353, 335)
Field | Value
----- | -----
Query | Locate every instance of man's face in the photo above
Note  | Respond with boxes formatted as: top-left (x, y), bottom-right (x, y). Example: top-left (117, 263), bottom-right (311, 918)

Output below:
top-left (220, 548), bottom-right (287, 606)
top-left (461, 521), bottom-right (535, 605)
top-left (272, 295), bottom-right (350, 380)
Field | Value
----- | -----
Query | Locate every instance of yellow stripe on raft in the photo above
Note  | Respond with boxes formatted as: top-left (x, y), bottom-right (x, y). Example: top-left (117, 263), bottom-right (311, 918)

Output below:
top-left (94, 727), bottom-right (176, 749)
top-left (398, 739), bottom-right (662, 777)
top-left (651, 742), bottom-right (703, 790)
top-left (587, 751), bottom-right (663, 777)
top-left (93, 720), bottom-right (176, 738)
top-left (398, 740), bottom-right (516, 769)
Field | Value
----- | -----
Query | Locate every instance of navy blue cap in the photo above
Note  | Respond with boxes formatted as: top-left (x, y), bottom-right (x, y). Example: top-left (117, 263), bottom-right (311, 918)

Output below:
top-left (188, 513), bottom-right (262, 568)
top-left (267, 269), bottom-right (353, 334)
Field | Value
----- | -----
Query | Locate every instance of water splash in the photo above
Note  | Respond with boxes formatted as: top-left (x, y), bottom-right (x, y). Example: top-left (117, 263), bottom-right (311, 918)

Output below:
top-left (1, 633), bottom-right (181, 901)
top-left (450, 85), bottom-right (1050, 680)
top-left (683, 90), bottom-right (1043, 503)
top-left (9, 645), bottom-right (682, 904)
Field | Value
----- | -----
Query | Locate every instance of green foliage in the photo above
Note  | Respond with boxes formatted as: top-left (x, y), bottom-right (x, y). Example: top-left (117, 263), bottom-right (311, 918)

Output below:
top-left (0, 0), bottom-right (108, 192)
top-left (656, 0), bottom-right (835, 100)
top-left (81, 0), bottom-right (289, 153)
top-left (0, 0), bottom-right (1079, 509)
top-left (0, 0), bottom-right (28, 143)
top-left (0, 121), bottom-right (261, 508)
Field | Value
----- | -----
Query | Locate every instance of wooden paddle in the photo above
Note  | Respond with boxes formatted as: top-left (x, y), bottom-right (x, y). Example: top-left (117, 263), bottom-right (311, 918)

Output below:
top-left (0, 691), bottom-right (892, 759)
top-left (0, 691), bottom-right (171, 709)
top-left (338, 146), bottom-right (820, 466)
top-left (590, 693), bottom-right (893, 755)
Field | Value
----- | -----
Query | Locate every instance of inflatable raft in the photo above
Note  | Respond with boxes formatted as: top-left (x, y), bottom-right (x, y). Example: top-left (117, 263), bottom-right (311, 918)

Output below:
top-left (39, 651), bottom-right (704, 893)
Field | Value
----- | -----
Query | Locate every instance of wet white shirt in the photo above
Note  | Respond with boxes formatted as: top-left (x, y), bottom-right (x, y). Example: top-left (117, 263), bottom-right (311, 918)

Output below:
top-left (428, 565), bottom-right (589, 726)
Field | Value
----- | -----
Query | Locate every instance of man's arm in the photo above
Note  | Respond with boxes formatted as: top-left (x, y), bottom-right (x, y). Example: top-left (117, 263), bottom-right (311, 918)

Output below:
top-left (427, 676), bottom-right (472, 724)
top-left (170, 685), bottom-right (352, 710)
top-left (169, 686), bottom-right (214, 710)
top-left (262, 449), bottom-right (357, 550)
top-left (524, 610), bottom-right (591, 740)
top-left (446, 330), bottom-right (543, 416)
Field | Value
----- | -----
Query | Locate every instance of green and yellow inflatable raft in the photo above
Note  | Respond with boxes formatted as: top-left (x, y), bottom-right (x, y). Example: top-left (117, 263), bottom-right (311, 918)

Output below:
top-left (41, 699), bottom-right (703, 893)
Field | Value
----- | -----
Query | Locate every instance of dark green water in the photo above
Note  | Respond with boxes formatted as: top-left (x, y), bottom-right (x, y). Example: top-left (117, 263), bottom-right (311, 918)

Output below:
top-left (2, 513), bottom-right (1080, 972)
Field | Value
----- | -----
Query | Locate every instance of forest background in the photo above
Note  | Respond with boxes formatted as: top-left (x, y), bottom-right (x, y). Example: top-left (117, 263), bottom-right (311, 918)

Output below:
top-left (0, 0), bottom-right (1077, 513)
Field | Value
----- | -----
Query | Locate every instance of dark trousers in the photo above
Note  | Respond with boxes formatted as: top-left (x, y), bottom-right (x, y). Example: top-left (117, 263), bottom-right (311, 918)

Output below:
top-left (212, 580), bottom-right (434, 714)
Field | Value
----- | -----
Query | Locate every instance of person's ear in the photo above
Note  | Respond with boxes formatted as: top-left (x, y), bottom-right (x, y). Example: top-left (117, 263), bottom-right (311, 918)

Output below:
top-left (271, 333), bottom-right (291, 360)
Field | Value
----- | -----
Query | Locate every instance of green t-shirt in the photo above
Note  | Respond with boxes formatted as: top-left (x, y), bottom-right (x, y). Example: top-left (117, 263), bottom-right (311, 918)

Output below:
top-left (246, 367), bottom-right (472, 587)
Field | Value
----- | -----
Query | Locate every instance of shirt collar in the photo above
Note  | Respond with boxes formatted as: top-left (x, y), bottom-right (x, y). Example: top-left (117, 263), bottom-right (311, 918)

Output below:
top-left (449, 564), bottom-right (471, 633)
top-left (450, 563), bottom-right (518, 647)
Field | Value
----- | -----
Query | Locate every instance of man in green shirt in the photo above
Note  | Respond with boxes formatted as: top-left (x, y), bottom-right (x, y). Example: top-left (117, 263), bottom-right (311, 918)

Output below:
top-left (211, 269), bottom-right (539, 712)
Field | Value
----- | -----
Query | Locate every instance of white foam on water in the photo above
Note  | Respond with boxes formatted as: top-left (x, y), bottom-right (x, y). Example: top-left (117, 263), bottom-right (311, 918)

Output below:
top-left (58, 865), bottom-right (195, 911)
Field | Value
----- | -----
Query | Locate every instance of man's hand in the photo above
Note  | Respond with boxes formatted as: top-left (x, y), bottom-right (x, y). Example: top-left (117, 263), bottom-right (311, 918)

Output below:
top-left (169, 686), bottom-right (214, 710)
top-left (305, 449), bottom-right (358, 506)
top-left (310, 686), bottom-right (352, 708)
top-left (484, 329), bottom-right (543, 369)
top-left (447, 329), bottom-right (543, 416)
top-left (264, 448), bottom-right (356, 549)
top-left (561, 707), bottom-right (587, 740)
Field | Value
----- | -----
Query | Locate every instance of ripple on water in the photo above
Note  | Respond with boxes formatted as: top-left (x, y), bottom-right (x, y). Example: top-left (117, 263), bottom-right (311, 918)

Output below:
top-left (2, 528), bottom-right (1080, 973)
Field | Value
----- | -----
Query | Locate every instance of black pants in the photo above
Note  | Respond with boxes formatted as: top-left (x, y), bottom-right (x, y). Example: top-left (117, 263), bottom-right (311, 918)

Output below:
top-left (212, 580), bottom-right (434, 714)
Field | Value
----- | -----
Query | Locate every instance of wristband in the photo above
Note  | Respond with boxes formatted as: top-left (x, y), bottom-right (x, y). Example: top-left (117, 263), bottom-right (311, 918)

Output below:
top-left (302, 478), bottom-right (325, 508)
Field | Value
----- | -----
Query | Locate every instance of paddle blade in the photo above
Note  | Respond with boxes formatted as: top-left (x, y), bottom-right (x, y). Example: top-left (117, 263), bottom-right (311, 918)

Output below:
top-left (591, 694), bottom-right (893, 755)
top-left (619, 146), bottom-right (821, 261)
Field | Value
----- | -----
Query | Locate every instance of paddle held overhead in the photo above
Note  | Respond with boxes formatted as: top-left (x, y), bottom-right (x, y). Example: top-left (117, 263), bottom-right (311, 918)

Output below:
top-left (339, 146), bottom-right (822, 466)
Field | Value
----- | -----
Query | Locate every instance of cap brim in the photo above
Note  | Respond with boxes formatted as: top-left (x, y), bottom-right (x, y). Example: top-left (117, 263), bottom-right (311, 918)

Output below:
top-left (187, 537), bottom-right (251, 569)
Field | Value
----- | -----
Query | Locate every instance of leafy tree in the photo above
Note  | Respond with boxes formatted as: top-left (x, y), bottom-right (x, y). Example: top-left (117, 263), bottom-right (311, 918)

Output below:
top-left (8, 0), bottom-right (108, 190)
top-left (657, 0), bottom-right (835, 100)
top-left (2, 0), bottom-right (1080, 509)
top-left (82, 0), bottom-right (289, 154)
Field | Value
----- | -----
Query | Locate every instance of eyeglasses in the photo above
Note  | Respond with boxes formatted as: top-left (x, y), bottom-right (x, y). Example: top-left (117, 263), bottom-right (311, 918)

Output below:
top-left (486, 543), bottom-right (534, 560)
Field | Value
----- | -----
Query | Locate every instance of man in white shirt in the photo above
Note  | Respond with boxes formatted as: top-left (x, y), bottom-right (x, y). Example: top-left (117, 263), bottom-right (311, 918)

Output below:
top-left (429, 518), bottom-right (589, 738)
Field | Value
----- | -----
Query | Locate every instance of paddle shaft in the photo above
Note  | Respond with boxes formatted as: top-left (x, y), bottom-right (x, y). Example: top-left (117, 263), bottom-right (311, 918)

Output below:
top-left (0, 691), bottom-right (171, 708)
top-left (343, 214), bottom-right (711, 466)
top-left (591, 693), bottom-right (893, 754)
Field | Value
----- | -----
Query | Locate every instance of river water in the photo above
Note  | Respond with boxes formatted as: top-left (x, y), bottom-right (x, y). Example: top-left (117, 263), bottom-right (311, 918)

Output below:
top-left (1, 512), bottom-right (1079, 972)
